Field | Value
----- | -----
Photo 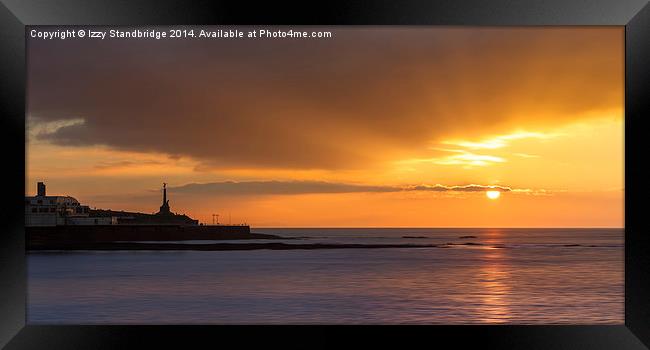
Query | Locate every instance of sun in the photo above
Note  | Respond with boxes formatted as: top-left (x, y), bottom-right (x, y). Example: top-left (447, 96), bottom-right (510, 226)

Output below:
top-left (486, 190), bottom-right (501, 200)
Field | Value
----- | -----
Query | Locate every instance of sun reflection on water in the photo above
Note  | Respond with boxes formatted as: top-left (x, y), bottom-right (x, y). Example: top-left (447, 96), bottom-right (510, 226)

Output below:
top-left (477, 230), bottom-right (512, 323)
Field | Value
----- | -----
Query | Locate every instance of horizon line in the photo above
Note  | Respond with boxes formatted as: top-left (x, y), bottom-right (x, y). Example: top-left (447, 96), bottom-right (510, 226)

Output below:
top-left (249, 226), bottom-right (625, 229)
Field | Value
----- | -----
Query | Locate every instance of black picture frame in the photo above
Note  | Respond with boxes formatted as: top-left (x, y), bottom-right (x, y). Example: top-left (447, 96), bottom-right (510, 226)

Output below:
top-left (1, 0), bottom-right (648, 348)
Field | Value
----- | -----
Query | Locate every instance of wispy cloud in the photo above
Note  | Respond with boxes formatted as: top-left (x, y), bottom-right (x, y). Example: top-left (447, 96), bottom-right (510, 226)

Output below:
top-left (433, 152), bottom-right (506, 166)
top-left (442, 131), bottom-right (560, 150)
top-left (405, 184), bottom-right (513, 192)
top-left (513, 153), bottom-right (541, 158)
top-left (511, 188), bottom-right (561, 196)
top-left (27, 116), bottom-right (85, 139)
top-left (400, 150), bottom-right (506, 167)
top-left (403, 131), bottom-right (560, 167)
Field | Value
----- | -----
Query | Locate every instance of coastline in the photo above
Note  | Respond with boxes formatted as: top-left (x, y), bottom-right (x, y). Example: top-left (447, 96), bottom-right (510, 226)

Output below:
top-left (27, 241), bottom-right (441, 252)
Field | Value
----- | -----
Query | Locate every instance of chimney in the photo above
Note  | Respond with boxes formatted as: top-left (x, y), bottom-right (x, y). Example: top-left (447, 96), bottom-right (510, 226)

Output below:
top-left (37, 182), bottom-right (46, 196)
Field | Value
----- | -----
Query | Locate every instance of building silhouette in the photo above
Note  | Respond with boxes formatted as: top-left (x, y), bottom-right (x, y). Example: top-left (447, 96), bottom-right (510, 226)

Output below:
top-left (26, 182), bottom-right (198, 226)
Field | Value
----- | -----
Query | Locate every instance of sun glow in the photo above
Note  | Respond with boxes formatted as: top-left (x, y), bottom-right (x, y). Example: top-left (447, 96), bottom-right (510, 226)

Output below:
top-left (486, 191), bottom-right (501, 200)
top-left (25, 27), bottom-right (624, 228)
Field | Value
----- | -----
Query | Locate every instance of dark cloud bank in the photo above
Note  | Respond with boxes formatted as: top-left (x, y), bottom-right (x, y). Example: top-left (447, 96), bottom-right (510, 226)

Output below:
top-left (28, 27), bottom-right (622, 170)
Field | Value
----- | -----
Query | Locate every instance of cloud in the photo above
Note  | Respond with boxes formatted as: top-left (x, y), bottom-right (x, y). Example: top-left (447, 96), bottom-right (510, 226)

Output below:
top-left (399, 150), bottom-right (506, 167)
top-left (170, 180), bottom-right (518, 196)
top-left (442, 131), bottom-right (558, 150)
top-left (513, 153), bottom-right (540, 158)
top-left (406, 184), bottom-right (512, 192)
top-left (27, 116), bottom-right (85, 140)
top-left (27, 27), bottom-right (622, 170)
top-left (399, 130), bottom-right (560, 167)
top-left (171, 181), bottom-right (398, 195)
top-left (432, 152), bottom-right (506, 167)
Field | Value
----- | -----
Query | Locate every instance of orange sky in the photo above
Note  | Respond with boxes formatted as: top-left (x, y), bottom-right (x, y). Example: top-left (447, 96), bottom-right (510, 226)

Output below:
top-left (26, 27), bottom-right (624, 227)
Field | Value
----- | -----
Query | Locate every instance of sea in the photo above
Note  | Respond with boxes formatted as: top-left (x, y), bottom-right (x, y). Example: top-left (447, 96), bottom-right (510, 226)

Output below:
top-left (27, 228), bottom-right (623, 324)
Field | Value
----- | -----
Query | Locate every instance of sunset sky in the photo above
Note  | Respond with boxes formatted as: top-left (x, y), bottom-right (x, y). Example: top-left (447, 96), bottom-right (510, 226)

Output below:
top-left (26, 27), bottom-right (624, 227)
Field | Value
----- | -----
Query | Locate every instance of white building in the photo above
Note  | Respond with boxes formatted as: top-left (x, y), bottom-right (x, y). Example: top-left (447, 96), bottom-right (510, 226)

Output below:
top-left (25, 182), bottom-right (115, 226)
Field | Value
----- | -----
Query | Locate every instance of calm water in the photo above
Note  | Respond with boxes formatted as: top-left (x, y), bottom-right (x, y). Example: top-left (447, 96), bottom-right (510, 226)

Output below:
top-left (27, 228), bottom-right (623, 324)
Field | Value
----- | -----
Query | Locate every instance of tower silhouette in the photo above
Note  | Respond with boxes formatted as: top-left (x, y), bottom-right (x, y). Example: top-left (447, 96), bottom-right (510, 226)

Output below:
top-left (158, 182), bottom-right (171, 215)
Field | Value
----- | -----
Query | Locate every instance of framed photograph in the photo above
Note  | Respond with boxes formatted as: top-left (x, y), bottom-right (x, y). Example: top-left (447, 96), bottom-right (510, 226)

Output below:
top-left (1, 0), bottom-right (649, 348)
